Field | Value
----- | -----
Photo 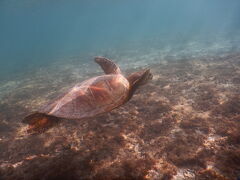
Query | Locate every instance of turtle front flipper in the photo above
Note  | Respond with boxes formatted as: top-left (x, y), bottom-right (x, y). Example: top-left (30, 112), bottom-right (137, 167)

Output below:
top-left (22, 112), bottom-right (60, 134)
top-left (94, 56), bottom-right (121, 74)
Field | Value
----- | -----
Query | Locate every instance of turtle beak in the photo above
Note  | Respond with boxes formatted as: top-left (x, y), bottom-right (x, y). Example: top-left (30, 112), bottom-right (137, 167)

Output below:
top-left (143, 69), bottom-right (153, 82)
top-left (146, 69), bottom-right (153, 80)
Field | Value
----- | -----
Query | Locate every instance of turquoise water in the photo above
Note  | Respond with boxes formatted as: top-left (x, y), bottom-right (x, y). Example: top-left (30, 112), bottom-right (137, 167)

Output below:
top-left (1, 1), bottom-right (240, 179)
top-left (0, 0), bottom-right (240, 77)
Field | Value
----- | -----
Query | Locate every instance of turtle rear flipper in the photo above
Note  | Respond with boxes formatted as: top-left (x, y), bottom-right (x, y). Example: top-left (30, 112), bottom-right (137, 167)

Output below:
top-left (23, 112), bottom-right (60, 134)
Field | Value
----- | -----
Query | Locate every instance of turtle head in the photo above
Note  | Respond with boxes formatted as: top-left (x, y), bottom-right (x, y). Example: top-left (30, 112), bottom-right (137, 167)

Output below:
top-left (127, 69), bottom-right (153, 86)
top-left (126, 69), bottom-right (153, 101)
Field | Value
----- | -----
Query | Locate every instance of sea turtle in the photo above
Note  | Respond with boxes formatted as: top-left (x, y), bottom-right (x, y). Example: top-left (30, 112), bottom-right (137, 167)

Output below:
top-left (23, 57), bottom-right (152, 133)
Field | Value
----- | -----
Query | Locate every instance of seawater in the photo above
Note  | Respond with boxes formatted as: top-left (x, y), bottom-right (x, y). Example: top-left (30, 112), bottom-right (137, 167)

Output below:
top-left (1, 1), bottom-right (240, 179)
top-left (0, 0), bottom-right (240, 79)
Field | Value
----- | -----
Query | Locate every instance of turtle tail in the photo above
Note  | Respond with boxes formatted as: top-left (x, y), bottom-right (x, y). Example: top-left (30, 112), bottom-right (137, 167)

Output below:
top-left (22, 112), bottom-right (60, 134)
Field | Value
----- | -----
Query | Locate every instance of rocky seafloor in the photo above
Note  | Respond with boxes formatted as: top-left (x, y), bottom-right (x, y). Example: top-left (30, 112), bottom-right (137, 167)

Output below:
top-left (0, 52), bottom-right (240, 180)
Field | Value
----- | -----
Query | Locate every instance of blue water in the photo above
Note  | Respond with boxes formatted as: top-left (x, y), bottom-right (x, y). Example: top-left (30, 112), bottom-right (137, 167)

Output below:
top-left (0, 0), bottom-right (240, 78)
